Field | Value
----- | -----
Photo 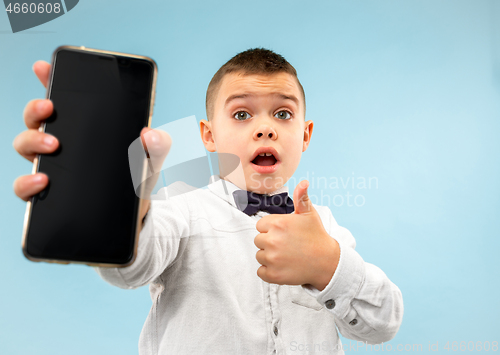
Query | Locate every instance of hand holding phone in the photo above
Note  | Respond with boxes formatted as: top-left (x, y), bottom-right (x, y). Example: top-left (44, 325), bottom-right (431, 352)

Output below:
top-left (12, 47), bottom-right (171, 267)
top-left (14, 75), bottom-right (169, 216)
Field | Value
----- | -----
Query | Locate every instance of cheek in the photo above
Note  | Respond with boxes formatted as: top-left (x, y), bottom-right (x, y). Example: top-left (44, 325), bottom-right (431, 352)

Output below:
top-left (282, 130), bottom-right (305, 156)
top-left (214, 128), bottom-right (247, 157)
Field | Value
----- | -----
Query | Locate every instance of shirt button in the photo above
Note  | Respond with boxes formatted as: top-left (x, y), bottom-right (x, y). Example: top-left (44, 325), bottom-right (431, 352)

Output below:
top-left (325, 299), bottom-right (335, 309)
top-left (273, 326), bottom-right (279, 336)
top-left (349, 319), bottom-right (358, 326)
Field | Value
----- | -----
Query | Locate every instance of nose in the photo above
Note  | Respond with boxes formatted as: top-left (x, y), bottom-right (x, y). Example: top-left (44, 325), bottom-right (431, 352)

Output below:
top-left (253, 124), bottom-right (277, 141)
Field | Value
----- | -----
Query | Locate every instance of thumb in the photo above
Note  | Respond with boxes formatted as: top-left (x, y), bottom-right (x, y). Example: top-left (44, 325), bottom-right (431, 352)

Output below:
top-left (137, 127), bottom-right (172, 199)
top-left (293, 180), bottom-right (314, 214)
top-left (141, 127), bottom-right (172, 173)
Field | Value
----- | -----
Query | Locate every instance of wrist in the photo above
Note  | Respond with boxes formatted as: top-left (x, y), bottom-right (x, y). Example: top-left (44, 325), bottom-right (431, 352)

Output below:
top-left (310, 236), bottom-right (340, 291)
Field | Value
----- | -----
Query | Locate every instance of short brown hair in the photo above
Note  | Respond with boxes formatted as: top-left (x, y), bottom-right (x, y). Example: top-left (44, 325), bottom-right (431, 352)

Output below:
top-left (205, 48), bottom-right (306, 120)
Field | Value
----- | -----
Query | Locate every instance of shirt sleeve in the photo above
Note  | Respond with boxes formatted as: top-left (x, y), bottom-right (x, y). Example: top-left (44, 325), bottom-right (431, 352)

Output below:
top-left (93, 191), bottom-right (191, 289)
top-left (302, 207), bottom-right (404, 344)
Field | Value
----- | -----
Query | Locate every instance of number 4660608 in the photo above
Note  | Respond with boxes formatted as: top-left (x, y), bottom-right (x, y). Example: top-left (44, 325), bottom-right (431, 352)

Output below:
top-left (5, 2), bottom-right (61, 14)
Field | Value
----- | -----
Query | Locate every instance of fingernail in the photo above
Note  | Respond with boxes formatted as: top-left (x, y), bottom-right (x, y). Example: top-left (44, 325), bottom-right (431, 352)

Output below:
top-left (37, 101), bottom-right (48, 112)
top-left (33, 174), bottom-right (43, 183)
top-left (44, 135), bottom-right (56, 146)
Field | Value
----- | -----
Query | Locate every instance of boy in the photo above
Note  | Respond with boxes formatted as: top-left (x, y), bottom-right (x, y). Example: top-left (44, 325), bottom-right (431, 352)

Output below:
top-left (13, 48), bottom-right (403, 354)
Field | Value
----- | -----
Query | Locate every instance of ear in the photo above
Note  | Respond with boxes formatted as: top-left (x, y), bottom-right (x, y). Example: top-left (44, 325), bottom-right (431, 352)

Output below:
top-left (302, 120), bottom-right (314, 152)
top-left (200, 119), bottom-right (216, 152)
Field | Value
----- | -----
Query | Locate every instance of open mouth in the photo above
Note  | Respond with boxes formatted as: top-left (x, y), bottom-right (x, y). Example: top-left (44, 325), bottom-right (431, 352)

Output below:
top-left (250, 147), bottom-right (281, 174)
top-left (252, 153), bottom-right (278, 166)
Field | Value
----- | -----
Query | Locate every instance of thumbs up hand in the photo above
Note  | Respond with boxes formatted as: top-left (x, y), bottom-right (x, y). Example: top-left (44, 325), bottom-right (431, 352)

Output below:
top-left (254, 180), bottom-right (340, 291)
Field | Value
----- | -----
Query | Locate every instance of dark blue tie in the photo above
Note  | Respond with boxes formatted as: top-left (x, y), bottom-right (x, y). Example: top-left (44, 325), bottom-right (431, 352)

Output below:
top-left (232, 190), bottom-right (295, 216)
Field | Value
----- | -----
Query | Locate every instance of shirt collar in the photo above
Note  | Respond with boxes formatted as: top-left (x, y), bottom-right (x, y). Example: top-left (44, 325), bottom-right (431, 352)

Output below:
top-left (207, 175), bottom-right (289, 209)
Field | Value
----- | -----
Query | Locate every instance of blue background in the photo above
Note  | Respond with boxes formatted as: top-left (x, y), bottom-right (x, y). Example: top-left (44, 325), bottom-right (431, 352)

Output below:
top-left (1, 0), bottom-right (499, 353)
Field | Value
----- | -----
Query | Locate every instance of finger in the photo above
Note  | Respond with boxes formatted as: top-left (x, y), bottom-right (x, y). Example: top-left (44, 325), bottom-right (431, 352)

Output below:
top-left (256, 214), bottom-right (278, 233)
top-left (23, 99), bottom-right (54, 129)
top-left (255, 249), bottom-right (267, 266)
top-left (33, 60), bottom-right (51, 88)
top-left (13, 130), bottom-right (59, 162)
top-left (254, 232), bottom-right (267, 250)
top-left (256, 265), bottom-right (269, 283)
top-left (13, 173), bottom-right (49, 201)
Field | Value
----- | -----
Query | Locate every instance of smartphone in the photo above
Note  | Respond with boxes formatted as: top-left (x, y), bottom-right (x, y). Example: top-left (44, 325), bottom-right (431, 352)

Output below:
top-left (21, 45), bottom-right (157, 267)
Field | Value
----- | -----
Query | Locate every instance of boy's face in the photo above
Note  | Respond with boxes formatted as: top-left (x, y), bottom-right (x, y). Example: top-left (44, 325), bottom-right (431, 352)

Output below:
top-left (200, 72), bottom-right (313, 194)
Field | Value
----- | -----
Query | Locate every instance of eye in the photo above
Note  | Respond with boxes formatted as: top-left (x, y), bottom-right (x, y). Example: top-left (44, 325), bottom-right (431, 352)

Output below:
top-left (234, 111), bottom-right (252, 120)
top-left (274, 110), bottom-right (292, 120)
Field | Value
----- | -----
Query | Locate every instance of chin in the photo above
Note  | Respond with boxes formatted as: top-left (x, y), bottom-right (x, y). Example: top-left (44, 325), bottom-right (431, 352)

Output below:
top-left (245, 172), bottom-right (286, 194)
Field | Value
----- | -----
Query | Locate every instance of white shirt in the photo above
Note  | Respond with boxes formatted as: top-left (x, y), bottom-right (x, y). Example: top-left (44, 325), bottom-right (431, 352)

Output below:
top-left (95, 177), bottom-right (403, 355)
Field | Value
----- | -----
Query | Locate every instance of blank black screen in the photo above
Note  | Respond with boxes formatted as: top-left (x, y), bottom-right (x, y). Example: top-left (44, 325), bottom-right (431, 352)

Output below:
top-left (26, 48), bottom-right (154, 265)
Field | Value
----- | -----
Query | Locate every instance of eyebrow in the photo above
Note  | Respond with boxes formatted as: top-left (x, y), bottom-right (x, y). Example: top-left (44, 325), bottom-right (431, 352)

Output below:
top-left (224, 93), bottom-right (300, 108)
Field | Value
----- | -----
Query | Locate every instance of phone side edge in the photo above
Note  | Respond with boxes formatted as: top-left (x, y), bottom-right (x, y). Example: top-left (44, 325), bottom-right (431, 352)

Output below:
top-left (115, 55), bottom-right (158, 269)
top-left (21, 46), bottom-right (61, 263)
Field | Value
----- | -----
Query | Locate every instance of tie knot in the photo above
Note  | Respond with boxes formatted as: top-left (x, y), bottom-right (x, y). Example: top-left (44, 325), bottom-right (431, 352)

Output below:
top-left (232, 190), bottom-right (294, 216)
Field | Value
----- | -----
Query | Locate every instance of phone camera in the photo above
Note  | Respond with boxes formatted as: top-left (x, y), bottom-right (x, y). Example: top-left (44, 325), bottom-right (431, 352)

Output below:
top-left (118, 58), bottom-right (130, 66)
